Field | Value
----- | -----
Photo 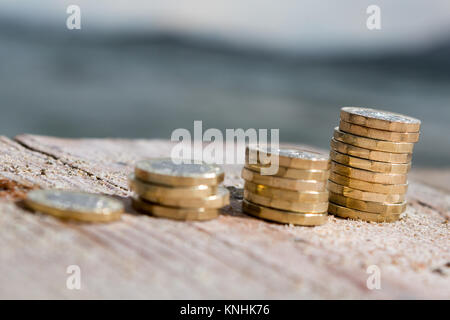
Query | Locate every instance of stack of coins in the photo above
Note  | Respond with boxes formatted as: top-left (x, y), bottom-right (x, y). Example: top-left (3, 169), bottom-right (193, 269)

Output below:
top-left (129, 158), bottom-right (229, 221)
top-left (241, 146), bottom-right (330, 226)
top-left (328, 107), bottom-right (421, 222)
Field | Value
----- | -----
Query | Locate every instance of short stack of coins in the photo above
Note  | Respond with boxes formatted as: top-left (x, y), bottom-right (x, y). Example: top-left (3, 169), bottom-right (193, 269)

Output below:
top-left (328, 107), bottom-right (421, 222)
top-left (241, 146), bottom-right (330, 226)
top-left (129, 158), bottom-right (229, 221)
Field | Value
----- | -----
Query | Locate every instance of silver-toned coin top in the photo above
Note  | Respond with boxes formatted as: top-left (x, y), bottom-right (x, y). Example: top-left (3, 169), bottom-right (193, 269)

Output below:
top-left (251, 146), bottom-right (328, 161)
top-left (342, 107), bottom-right (420, 124)
top-left (27, 190), bottom-right (123, 213)
top-left (136, 158), bottom-right (223, 177)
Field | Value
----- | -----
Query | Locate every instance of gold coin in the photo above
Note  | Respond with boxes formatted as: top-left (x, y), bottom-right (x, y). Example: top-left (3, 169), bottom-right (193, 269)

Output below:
top-left (330, 150), bottom-right (411, 174)
top-left (331, 138), bottom-right (412, 163)
top-left (339, 120), bottom-right (420, 143)
top-left (242, 199), bottom-right (328, 226)
top-left (242, 167), bottom-right (327, 191)
top-left (246, 145), bottom-right (330, 170)
top-left (244, 181), bottom-right (329, 203)
top-left (129, 174), bottom-right (216, 200)
top-left (25, 189), bottom-right (123, 222)
top-left (340, 107), bottom-right (421, 132)
top-left (132, 197), bottom-right (219, 221)
top-left (329, 191), bottom-right (406, 214)
top-left (341, 107), bottom-right (420, 132)
top-left (328, 180), bottom-right (406, 203)
top-left (329, 171), bottom-right (408, 194)
top-left (135, 158), bottom-right (224, 187)
top-left (331, 161), bottom-right (407, 185)
top-left (328, 202), bottom-right (401, 223)
top-left (244, 190), bottom-right (328, 213)
top-left (333, 127), bottom-right (414, 153)
top-left (140, 186), bottom-right (229, 209)
top-left (245, 163), bottom-right (329, 180)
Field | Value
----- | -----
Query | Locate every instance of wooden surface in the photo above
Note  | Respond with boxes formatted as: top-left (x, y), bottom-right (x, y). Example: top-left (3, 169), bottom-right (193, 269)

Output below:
top-left (0, 134), bottom-right (449, 299)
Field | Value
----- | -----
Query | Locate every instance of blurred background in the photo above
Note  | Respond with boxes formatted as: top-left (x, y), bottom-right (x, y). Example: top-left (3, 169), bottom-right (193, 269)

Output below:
top-left (0, 0), bottom-right (449, 167)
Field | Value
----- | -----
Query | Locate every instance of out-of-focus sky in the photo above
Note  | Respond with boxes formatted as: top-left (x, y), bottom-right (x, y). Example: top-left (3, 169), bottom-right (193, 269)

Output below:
top-left (1, 1), bottom-right (450, 167)
top-left (1, 0), bottom-right (450, 55)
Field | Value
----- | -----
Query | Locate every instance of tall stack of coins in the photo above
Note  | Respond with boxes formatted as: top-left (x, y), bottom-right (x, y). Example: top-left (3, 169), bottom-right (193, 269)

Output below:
top-left (129, 158), bottom-right (229, 221)
top-left (328, 107), bottom-right (421, 222)
top-left (242, 146), bottom-right (330, 226)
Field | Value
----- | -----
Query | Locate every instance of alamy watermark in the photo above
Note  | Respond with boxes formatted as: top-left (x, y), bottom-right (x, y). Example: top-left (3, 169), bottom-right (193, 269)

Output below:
top-left (366, 5), bottom-right (381, 30)
top-left (171, 121), bottom-right (280, 175)
top-left (66, 5), bottom-right (81, 30)
top-left (366, 265), bottom-right (381, 290)
top-left (66, 265), bottom-right (81, 290)
top-left (65, 5), bottom-right (380, 31)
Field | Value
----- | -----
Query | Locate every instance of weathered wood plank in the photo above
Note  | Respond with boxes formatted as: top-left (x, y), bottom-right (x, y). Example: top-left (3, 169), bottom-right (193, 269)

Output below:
top-left (0, 136), bottom-right (124, 197)
top-left (0, 134), bottom-right (448, 299)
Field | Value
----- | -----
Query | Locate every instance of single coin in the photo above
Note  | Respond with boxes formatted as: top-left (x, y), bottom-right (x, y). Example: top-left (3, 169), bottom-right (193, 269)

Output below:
top-left (246, 145), bottom-right (330, 170)
top-left (132, 197), bottom-right (219, 221)
top-left (329, 191), bottom-right (406, 214)
top-left (328, 202), bottom-right (401, 223)
top-left (333, 127), bottom-right (414, 153)
top-left (242, 199), bottom-right (328, 226)
top-left (140, 186), bottom-right (230, 209)
top-left (331, 161), bottom-right (407, 184)
top-left (242, 167), bottom-right (327, 191)
top-left (328, 180), bottom-right (406, 203)
top-left (340, 107), bottom-right (421, 133)
top-left (135, 158), bottom-right (224, 187)
top-left (244, 181), bottom-right (329, 203)
top-left (329, 171), bottom-right (408, 194)
top-left (25, 189), bottom-right (123, 222)
top-left (330, 150), bottom-right (411, 174)
top-left (129, 174), bottom-right (216, 200)
top-left (339, 120), bottom-right (420, 143)
top-left (331, 138), bottom-right (412, 163)
top-left (245, 163), bottom-right (329, 180)
top-left (244, 190), bottom-right (328, 213)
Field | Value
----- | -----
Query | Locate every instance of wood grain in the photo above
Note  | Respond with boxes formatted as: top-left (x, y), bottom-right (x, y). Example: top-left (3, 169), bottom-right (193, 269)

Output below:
top-left (0, 134), bottom-right (447, 299)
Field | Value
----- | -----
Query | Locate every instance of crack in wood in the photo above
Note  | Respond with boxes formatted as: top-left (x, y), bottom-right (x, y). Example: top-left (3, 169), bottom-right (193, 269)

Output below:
top-left (14, 135), bottom-right (128, 193)
top-left (410, 199), bottom-right (449, 221)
